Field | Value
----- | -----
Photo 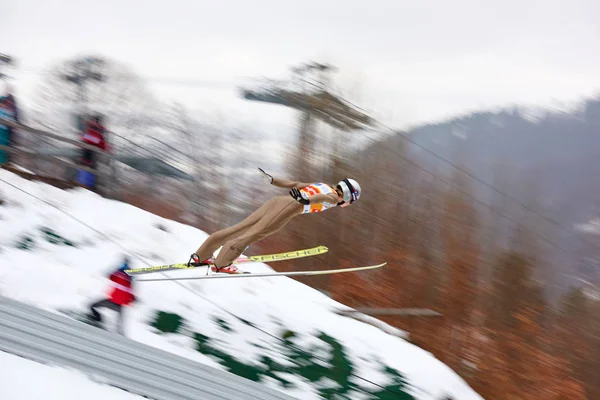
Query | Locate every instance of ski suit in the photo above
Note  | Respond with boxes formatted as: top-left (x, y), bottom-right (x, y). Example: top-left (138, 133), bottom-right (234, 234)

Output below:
top-left (195, 182), bottom-right (339, 267)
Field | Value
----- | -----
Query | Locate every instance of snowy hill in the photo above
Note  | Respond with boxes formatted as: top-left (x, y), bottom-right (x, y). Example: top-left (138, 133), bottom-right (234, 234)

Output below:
top-left (0, 169), bottom-right (483, 400)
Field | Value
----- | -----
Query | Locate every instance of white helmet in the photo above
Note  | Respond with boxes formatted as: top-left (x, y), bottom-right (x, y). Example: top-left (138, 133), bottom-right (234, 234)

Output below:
top-left (337, 178), bottom-right (361, 204)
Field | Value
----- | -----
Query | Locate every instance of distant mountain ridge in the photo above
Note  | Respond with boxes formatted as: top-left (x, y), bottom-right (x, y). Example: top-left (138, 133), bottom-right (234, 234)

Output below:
top-left (382, 95), bottom-right (600, 289)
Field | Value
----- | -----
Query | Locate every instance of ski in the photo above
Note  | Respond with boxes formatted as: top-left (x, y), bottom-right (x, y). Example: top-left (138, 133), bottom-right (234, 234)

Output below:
top-left (124, 245), bottom-right (328, 276)
top-left (134, 262), bottom-right (386, 282)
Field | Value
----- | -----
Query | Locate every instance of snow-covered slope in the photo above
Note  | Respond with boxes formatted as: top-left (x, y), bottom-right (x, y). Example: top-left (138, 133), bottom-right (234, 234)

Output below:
top-left (0, 169), bottom-right (483, 400)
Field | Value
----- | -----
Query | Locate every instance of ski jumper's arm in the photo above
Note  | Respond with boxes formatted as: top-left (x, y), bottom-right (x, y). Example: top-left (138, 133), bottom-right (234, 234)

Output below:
top-left (266, 170), bottom-right (339, 205)
top-left (271, 177), bottom-right (313, 189)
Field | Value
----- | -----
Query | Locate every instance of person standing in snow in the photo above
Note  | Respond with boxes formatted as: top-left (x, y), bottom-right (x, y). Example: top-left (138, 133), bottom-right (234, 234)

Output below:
top-left (80, 115), bottom-right (108, 168)
top-left (77, 115), bottom-right (109, 190)
top-left (188, 168), bottom-right (361, 273)
top-left (88, 256), bottom-right (135, 335)
top-left (1, 85), bottom-right (20, 153)
top-left (0, 88), bottom-right (18, 166)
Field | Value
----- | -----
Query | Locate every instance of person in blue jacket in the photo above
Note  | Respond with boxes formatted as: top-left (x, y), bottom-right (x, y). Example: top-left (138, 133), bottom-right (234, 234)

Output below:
top-left (0, 93), bottom-right (16, 165)
top-left (0, 85), bottom-right (19, 164)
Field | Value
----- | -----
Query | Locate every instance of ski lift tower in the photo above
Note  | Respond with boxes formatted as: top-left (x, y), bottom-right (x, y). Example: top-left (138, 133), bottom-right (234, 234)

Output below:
top-left (240, 62), bottom-right (374, 179)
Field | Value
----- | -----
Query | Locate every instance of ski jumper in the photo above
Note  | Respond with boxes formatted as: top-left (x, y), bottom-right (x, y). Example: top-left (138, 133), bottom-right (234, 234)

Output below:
top-left (195, 183), bottom-right (338, 267)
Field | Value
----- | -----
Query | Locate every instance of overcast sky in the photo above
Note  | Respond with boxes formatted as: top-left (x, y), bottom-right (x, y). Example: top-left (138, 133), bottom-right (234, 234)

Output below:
top-left (2, 0), bottom-right (599, 129)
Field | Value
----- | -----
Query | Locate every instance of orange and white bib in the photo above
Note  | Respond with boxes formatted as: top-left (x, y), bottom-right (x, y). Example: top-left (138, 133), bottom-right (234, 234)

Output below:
top-left (299, 183), bottom-right (338, 214)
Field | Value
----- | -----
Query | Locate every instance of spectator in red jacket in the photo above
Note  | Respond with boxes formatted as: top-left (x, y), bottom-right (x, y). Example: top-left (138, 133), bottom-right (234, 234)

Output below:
top-left (81, 115), bottom-right (108, 168)
top-left (88, 256), bottom-right (135, 335)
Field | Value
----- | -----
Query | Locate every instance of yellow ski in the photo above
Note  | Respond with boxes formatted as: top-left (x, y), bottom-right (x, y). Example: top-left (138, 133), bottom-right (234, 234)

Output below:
top-left (239, 245), bottom-right (328, 263)
top-left (125, 245), bottom-right (328, 276)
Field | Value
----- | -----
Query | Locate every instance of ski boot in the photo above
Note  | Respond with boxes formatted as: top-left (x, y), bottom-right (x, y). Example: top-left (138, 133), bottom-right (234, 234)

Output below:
top-left (187, 253), bottom-right (214, 267)
top-left (210, 263), bottom-right (241, 274)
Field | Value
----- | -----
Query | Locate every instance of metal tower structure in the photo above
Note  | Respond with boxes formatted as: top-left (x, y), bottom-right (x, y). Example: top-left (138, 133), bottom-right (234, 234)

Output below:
top-left (240, 62), bottom-right (375, 178)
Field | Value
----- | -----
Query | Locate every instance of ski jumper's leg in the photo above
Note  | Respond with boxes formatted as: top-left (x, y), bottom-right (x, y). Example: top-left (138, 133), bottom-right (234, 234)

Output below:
top-left (194, 199), bottom-right (274, 260)
top-left (215, 197), bottom-right (302, 267)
